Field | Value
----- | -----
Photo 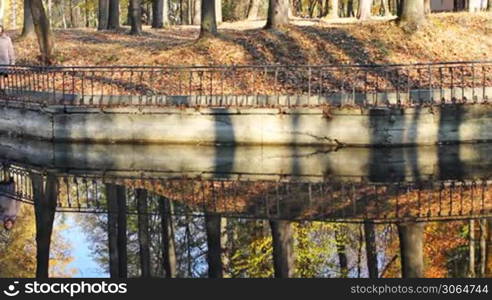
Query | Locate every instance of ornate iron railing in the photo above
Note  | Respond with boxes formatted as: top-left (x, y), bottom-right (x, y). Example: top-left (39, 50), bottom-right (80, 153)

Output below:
top-left (0, 61), bottom-right (490, 108)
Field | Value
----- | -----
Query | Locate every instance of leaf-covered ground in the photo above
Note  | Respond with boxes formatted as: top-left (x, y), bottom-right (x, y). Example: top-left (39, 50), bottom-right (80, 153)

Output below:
top-left (11, 12), bottom-right (491, 67)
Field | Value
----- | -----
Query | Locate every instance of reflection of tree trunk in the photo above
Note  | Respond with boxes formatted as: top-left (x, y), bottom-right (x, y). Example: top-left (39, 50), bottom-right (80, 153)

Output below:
top-left (33, 174), bottom-right (58, 278)
top-left (479, 219), bottom-right (486, 277)
top-left (398, 222), bottom-right (424, 278)
top-left (469, 220), bottom-right (476, 277)
top-left (335, 228), bottom-right (348, 277)
top-left (159, 197), bottom-right (176, 278)
top-left (364, 222), bottom-right (378, 278)
top-left (106, 184), bottom-right (119, 278)
top-left (270, 220), bottom-right (295, 278)
top-left (486, 218), bottom-right (492, 277)
top-left (116, 185), bottom-right (127, 278)
top-left (137, 189), bottom-right (151, 277)
top-left (106, 184), bottom-right (127, 278)
top-left (205, 214), bottom-right (223, 278)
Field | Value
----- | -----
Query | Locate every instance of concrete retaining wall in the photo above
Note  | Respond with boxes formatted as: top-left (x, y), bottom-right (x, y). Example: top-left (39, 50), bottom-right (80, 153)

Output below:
top-left (2, 91), bottom-right (492, 146)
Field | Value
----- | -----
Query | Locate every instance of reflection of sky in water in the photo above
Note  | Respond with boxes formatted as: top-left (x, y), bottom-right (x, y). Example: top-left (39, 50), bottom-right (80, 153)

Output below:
top-left (56, 213), bottom-right (107, 278)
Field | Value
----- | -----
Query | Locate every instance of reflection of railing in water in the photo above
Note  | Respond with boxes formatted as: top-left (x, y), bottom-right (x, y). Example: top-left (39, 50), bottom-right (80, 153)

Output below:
top-left (2, 164), bottom-right (492, 222)
top-left (0, 61), bottom-right (490, 108)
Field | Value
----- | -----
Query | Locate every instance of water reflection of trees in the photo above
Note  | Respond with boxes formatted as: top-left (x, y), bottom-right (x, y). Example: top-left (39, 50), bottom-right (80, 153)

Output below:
top-left (2, 167), bottom-right (492, 278)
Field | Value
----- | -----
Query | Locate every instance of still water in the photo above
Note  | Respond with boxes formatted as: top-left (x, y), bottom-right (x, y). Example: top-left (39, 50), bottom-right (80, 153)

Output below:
top-left (0, 137), bottom-right (491, 278)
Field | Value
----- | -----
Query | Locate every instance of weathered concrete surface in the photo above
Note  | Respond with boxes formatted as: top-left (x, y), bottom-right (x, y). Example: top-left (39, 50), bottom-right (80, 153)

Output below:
top-left (1, 136), bottom-right (492, 182)
top-left (0, 86), bottom-right (492, 145)
top-left (2, 103), bottom-right (492, 146)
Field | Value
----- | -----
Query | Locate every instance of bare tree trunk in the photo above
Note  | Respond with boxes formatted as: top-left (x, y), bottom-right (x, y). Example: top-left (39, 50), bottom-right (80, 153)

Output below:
top-left (357, 0), bottom-right (373, 20)
top-left (200, 0), bottom-right (218, 37)
top-left (270, 220), bottom-right (295, 278)
top-left (152, 0), bottom-right (164, 27)
top-left (382, 0), bottom-right (391, 16)
top-left (424, 0), bottom-right (431, 15)
top-left (11, 0), bottom-right (17, 29)
top-left (205, 214), bottom-right (223, 278)
top-left (193, 0), bottom-right (201, 24)
top-left (470, 219), bottom-right (476, 277)
top-left (215, 0), bottom-right (222, 24)
top-left (247, 0), bottom-right (261, 20)
top-left (0, 0), bottom-right (4, 25)
top-left (398, 222), bottom-right (424, 278)
top-left (137, 189), bottom-right (151, 277)
top-left (265, 0), bottom-right (289, 29)
top-left (325, 0), bottom-right (339, 18)
top-left (130, 0), bottom-right (142, 34)
top-left (108, 0), bottom-right (120, 29)
top-left (397, 0), bottom-right (426, 31)
top-left (33, 174), bottom-right (58, 278)
top-left (364, 222), bottom-right (379, 278)
top-left (21, 0), bottom-right (34, 38)
top-left (30, 0), bottom-right (54, 65)
top-left (98, 0), bottom-right (109, 30)
top-left (160, 197), bottom-right (176, 278)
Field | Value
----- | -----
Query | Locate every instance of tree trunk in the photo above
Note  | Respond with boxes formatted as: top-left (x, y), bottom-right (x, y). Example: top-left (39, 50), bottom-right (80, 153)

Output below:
top-left (152, 0), bottom-right (164, 27)
top-left (265, 0), bottom-right (289, 29)
top-left (347, 0), bottom-right (355, 17)
top-left (270, 220), bottom-right (295, 278)
top-left (397, 0), bottom-right (426, 32)
top-left (488, 0), bottom-right (492, 12)
top-left (33, 174), bottom-right (58, 278)
top-left (130, 0), bottom-right (142, 34)
top-left (98, 0), bottom-right (109, 30)
top-left (0, 0), bottom-right (4, 25)
top-left (160, 197), bottom-right (176, 278)
top-left (469, 219), bottom-right (476, 277)
top-left (357, 0), bottom-right (373, 20)
top-left (193, 0), bottom-right (201, 24)
top-left (30, 0), bottom-right (54, 65)
top-left (382, 0), bottom-right (391, 16)
top-left (205, 214), bottom-right (223, 278)
top-left (137, 189), bottom-right (151, 277)
top-left (247, 0), bottom-right (261, 20)
top-left (215, 0), bottom-right (222, 24)
top-left (398, 222), bottom-right (424, 278)
top-left (424, 0), bottom-right (431, 15)
top-left (108, 0), bottom-right (120, 29)
top-left (106, 184), bottom-right (120, 278)
top-left (200, 0), bottom-right (218, 37)
top-left (326, 0), bottom-right (339, 18)
top-left (21, 0), bottom-right (34, 37)
top-left (364, 222), bottom-right (379, 278)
